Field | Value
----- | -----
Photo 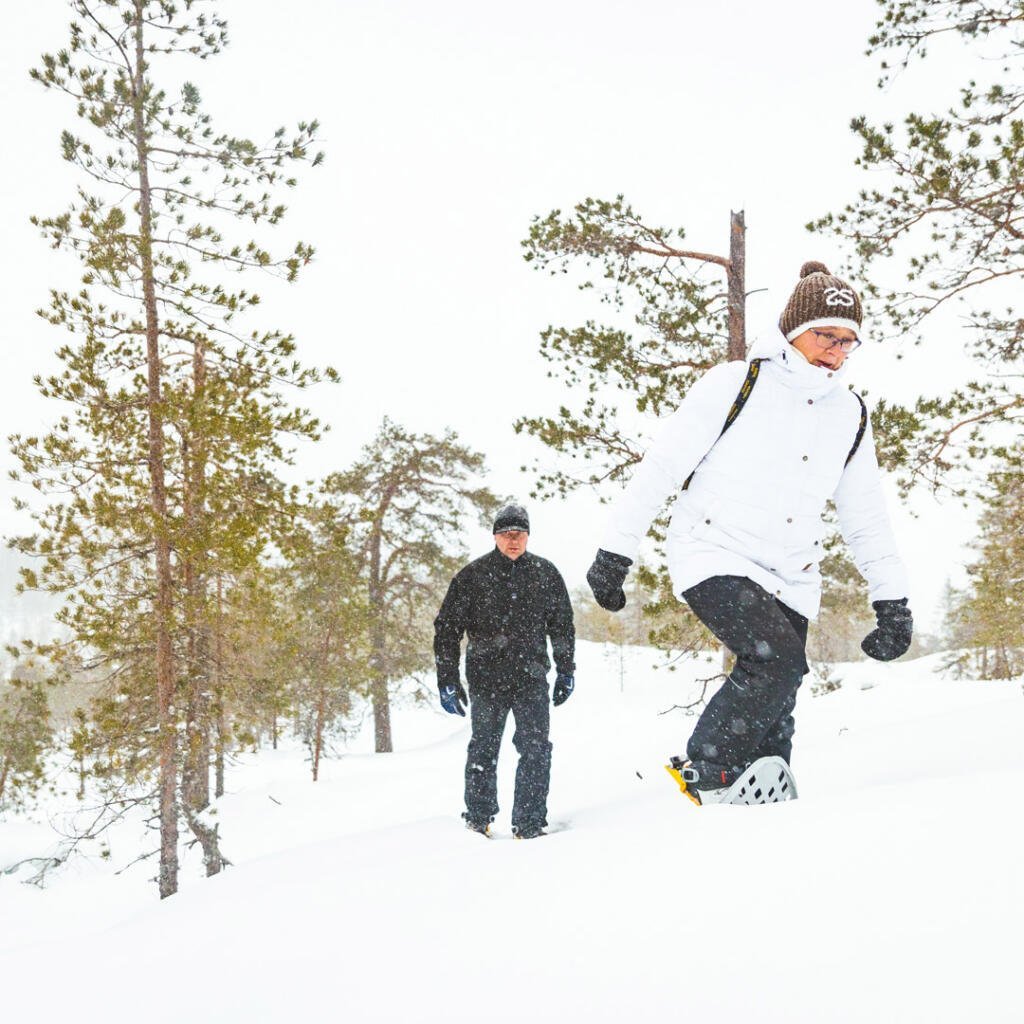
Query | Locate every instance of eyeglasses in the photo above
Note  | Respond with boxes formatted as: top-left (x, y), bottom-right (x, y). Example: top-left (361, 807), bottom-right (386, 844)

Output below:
top-left (809, 329), bottom-right (861, 354)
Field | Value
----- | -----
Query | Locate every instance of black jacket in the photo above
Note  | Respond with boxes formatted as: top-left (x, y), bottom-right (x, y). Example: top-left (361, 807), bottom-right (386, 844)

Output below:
top-left (433, 548), bottom-right (575, 691)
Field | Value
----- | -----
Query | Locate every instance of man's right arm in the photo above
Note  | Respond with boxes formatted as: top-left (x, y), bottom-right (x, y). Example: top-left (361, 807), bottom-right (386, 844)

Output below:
top-left (433, 570), bottom-right (470, 689)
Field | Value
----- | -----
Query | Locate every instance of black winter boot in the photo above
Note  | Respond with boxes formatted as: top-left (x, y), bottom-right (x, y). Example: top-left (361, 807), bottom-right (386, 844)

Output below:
top-left (462, 813), bottom-right (492, 837)
top-left (512, 823), bottom-right (546, 840)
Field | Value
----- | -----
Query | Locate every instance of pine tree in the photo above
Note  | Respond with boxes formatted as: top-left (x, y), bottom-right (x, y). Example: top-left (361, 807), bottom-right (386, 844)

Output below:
top-left (812, 2), bottom-right (1024, 494)
top-left (13, 0), bottom-right (328, 897)
top-left (939, 579), bottom-right (975, 678)
top-left (0, 672), bottom-right (52, 812)
top-left (518, 197), bottom-right (744, 498)
top-left (322, 421), bottom-right (499, 752)
top-left (956, 447), bottom-right (1024, 678)
top-left (207, 565), bottom-right (293, 768)
top-left (278, 507), bottom-right (372, 781)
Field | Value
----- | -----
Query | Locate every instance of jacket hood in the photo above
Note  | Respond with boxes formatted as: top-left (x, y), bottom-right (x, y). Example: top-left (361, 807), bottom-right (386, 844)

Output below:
top-left (746, 326), bottom-right (847, 397)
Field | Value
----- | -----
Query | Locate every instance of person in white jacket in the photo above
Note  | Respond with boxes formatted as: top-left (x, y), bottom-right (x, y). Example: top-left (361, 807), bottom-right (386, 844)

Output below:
top-left (587, 261), bottom-right (913, 803)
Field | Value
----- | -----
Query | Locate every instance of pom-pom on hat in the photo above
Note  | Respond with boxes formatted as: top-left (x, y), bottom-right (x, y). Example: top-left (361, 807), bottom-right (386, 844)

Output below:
top-left (493, 503), bottom-right (530, 534)
top-left (779, 261), bottom-right (862, 341)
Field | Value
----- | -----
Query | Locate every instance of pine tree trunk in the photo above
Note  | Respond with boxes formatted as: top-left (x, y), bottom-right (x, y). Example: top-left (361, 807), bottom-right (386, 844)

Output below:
top-left (182, 332), bottom-right (211, 816)
top-left (214, 716), bottom-right (225, 798)
top-left (312, 627), bottom-right (332, 781)
top-left (199, 718), bottom-right (211, 804)
top-left (312, 683), bottom-right (325, 782)
top-left (371, 671), bottom-right (392, 753)
top-left (183, 804), bottom-right (224, 877)
top-left (994, 643), bottom-right (1010, 679)
top-left (368, 516), bottom-right (393, 753)
top-left (192, 335), bottom-right (211, 811)
top-left (369, 599), bottom-right (392, 752)
top-left (214, 574), bottom-right (225, 799)
top-left (727, 210), bottom-right (746, 361)
top-left (181, 336), bottom-right (219, 871)
top-left (132, 7), bottom-right (178, 899)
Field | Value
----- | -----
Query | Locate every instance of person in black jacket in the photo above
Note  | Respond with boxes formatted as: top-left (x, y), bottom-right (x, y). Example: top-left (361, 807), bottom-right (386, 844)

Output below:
top-left (433, 503), bottom-right (575, 839)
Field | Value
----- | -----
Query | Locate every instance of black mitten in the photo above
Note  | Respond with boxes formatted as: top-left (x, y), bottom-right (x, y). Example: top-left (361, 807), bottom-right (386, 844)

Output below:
top-left (861, 598), bottom-right (913, 661)
top-left (586, 549), bottom-right (633, 612)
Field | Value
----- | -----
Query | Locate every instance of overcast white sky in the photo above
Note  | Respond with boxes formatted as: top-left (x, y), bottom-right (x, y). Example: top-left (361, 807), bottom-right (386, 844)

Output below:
top-left (0, 1), bottom-right (985, 632)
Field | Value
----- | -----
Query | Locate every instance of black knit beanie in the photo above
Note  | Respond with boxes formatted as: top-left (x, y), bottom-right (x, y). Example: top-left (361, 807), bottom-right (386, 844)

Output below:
top-left (493, 503), bottom-right (530, 534)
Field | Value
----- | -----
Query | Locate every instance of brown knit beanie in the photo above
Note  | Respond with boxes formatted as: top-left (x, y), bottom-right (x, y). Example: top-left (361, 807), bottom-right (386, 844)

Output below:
top-left (778, 261), bottom-right (862, 340)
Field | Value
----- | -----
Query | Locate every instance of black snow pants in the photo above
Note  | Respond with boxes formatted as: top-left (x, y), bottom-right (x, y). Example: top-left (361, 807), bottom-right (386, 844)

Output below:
top-left (683, 575), bottom-right (809, 788)
top-left (464, 679), bottom-right (551, 831)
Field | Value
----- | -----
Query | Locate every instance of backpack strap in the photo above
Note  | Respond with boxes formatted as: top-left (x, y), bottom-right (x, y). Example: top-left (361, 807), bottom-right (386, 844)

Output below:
top-left (681, 358), bottom-right (763, 491)
top-left (845, 392), bottom-right (867, 468)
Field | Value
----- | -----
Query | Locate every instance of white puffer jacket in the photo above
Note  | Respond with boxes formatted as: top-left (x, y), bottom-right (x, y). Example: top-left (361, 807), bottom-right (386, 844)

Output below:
top-left (599, 328), bottom-right (909, 620)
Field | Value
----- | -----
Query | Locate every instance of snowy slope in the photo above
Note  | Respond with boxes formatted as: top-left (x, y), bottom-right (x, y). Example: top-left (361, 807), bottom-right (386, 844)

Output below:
top-left (2, 642), bottom-right (1023, 1023)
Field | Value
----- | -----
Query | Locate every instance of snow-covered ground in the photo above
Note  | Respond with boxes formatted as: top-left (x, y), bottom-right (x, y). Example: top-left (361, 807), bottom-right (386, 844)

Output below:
top-left (2, 642), bottom-right (1023, 1023)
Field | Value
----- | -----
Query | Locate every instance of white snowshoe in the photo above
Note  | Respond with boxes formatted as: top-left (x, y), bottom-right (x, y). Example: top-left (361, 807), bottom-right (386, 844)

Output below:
top-left (666, 755), bottom-right (798, 806)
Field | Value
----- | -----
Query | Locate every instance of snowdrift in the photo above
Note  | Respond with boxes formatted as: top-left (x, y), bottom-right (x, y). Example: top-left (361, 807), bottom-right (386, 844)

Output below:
top-left (2, 643), bottom-right (1022, 1023)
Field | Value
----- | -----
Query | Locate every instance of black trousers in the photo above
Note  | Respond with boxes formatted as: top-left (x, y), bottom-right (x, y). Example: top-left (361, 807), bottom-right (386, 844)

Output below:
top-left (464, 679), bottom-right (551, 830)
top-left (682, 575), bottom-right (809, 787)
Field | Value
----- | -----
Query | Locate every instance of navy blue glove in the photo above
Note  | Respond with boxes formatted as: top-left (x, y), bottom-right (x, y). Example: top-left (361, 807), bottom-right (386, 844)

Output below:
top-left (552, 673), bottom-right (574, 707)
top-left (586, 549), bottom-right (633, 612)
top-left (861, 598), bottom-right (913, 661)
top-left (439, 682), bottom-right (468, 716)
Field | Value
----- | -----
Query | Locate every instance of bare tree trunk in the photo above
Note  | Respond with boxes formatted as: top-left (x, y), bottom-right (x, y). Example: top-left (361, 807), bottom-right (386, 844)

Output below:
top-left (727, 209), bottom-right (746, 361)
top-left (132, 7), bottom-right (178, 899)
top-left (723, 209), bottom-right (746, 675)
